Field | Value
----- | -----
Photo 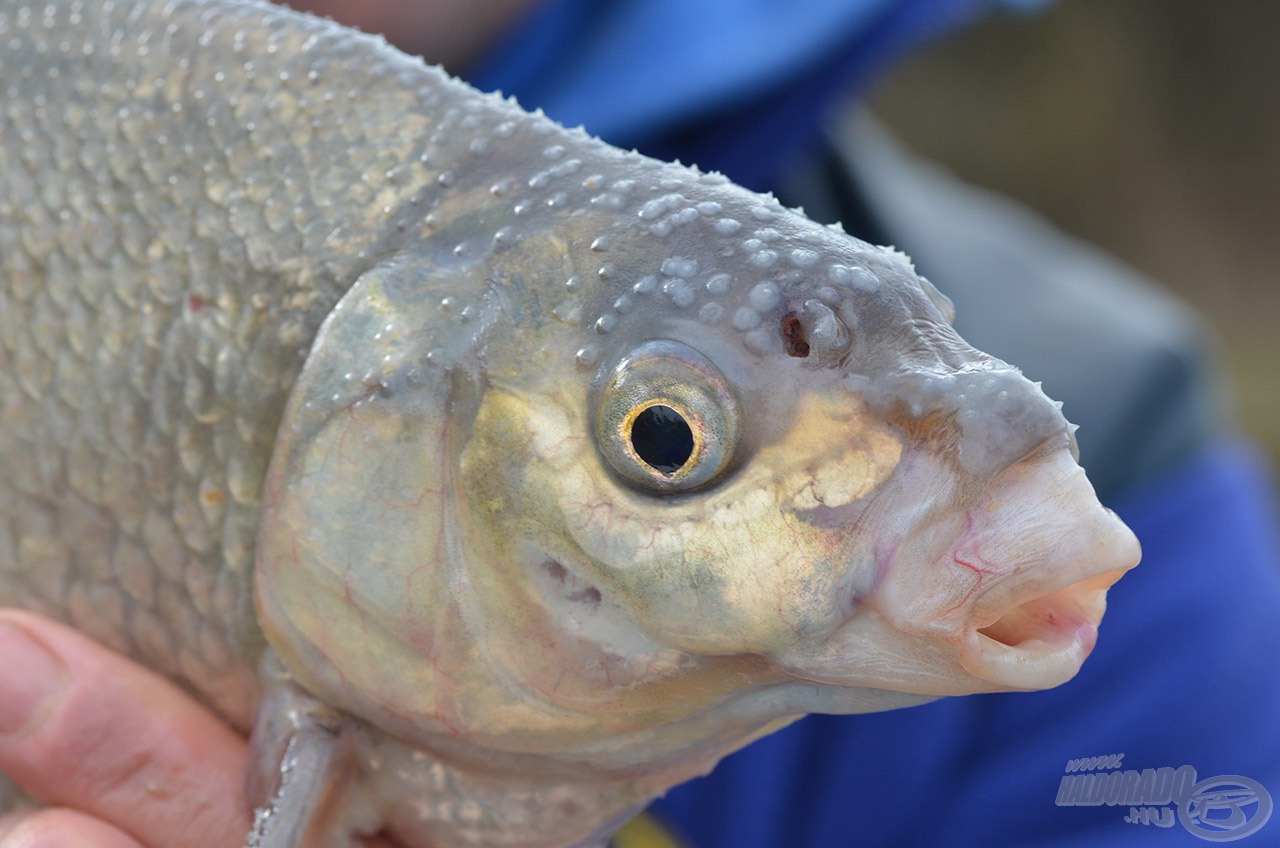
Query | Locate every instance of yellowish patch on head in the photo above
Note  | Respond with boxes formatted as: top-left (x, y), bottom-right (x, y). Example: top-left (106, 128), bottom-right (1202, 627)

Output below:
top-left (525, 395), bottom-right (580, 469)
top-left (758, 390), bottom-right (902, 512)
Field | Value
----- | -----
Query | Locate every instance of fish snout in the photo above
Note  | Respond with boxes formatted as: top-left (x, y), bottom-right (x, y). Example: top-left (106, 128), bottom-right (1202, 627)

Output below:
top-left (937, 448), bottom-right (1141, 690)
top-left (768, 440), bottom-right (1137, 700)
top-left (778, 443), bottom-right (1136, 696)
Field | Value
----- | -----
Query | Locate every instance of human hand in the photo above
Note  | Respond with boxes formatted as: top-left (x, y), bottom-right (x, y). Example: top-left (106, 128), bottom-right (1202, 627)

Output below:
top-left (0, 610), bottom-right (252, 846)
top-left (0, 609), bottom-right (401, 848)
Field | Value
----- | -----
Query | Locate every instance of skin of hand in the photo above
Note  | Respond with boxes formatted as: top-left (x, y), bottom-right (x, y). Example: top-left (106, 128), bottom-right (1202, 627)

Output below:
top-left (0, 611), bottom-right (397, 848)
top-left (0, 610), bottom-right (252, 847)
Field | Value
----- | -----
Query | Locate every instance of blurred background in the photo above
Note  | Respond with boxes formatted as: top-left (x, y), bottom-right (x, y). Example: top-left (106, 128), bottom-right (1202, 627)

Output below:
top-left (870, 0), bottom-right (1279, 467)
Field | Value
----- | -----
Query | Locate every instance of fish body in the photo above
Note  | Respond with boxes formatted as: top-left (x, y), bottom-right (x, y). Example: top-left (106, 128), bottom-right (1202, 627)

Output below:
top-left (0, 1), bottom-right (1140, 846)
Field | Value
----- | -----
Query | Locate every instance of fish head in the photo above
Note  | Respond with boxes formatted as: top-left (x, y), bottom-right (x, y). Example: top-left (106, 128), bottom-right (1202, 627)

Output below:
top-left (255, 140), bottom-right (1139, 764)
top-left (457, 175), bottom-right (1141, 713)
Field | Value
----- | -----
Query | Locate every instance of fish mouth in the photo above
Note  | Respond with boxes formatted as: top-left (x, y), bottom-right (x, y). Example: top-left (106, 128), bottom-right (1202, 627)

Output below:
top-left (959, 566), bottom-right (1128, 690)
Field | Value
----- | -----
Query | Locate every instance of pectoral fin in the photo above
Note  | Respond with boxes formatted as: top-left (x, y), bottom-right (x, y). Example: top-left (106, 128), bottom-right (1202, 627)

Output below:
top-left (245, 652), bottom-right (373, 848)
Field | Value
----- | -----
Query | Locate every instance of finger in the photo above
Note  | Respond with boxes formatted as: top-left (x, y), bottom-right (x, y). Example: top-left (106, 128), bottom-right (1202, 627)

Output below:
top-left (0, 611), bottom-right (252, 848)
top-left (0, 808), bottom-right (147, 848)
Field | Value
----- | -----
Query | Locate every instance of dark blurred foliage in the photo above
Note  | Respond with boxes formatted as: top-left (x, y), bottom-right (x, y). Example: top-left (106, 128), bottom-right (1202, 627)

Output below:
top-left (871, 0), bottom-right (1280, 466)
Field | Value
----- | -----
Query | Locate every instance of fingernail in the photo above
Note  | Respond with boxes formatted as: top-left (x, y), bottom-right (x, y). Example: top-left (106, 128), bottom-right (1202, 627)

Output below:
top-left (0, 619), bottom-right (67, 735)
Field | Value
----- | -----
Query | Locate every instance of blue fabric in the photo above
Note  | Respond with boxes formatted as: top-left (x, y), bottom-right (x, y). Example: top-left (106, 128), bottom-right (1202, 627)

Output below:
top-left (650, 443), bottom-right (1280, 846)
top-left (467, 0), bottom-right (1010, 190)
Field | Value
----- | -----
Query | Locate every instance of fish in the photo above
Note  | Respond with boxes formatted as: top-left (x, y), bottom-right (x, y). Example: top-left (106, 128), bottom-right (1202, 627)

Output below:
top-left (0, 0), bottom-right (1142, 845)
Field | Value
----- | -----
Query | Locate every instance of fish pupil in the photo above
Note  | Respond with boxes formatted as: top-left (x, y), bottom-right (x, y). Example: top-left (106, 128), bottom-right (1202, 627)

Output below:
top-left (631, 405), bottom-right (694, 473)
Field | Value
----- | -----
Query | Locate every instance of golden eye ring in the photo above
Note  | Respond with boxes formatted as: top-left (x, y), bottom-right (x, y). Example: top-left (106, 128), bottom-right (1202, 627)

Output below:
top-left (595, 341), bottom-right (738, 492)
top-left (620, 400), bottom-right (700, 477)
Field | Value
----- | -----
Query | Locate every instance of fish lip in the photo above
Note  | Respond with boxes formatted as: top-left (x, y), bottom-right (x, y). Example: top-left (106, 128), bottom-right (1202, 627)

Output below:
top-left (956, 566), bottom-right (1128, 690)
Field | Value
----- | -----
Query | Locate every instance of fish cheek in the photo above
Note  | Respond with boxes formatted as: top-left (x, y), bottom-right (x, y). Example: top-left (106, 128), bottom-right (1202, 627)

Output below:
top-left (545, 471), bottom-right (773, 653)
top-left (548, 402), bottom-right (903, 657)
top-left (546, 476), bottom-right (846, 656)
top-left (457, 381), bottom-right (904, 661)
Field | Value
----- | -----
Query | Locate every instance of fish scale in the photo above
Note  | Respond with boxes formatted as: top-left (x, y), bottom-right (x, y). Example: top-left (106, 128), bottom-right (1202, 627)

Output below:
top-left (0, 1), bottom-right (1141, 846)
top-left (0, 0), bottom-right (489, 727)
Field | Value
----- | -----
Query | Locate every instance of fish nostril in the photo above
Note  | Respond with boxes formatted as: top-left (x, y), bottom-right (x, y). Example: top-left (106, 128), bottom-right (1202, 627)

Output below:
top-left (780, 313), bottom-right (810, 358)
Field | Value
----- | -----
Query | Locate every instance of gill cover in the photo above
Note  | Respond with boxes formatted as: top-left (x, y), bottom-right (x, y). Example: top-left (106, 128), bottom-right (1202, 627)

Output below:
top-left (254, 250), bottom-right (493, 743)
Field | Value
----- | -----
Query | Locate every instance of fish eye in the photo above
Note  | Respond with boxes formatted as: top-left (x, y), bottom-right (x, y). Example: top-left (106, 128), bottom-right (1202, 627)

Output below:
top-left (596, 340), bottom-right (738, 492)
